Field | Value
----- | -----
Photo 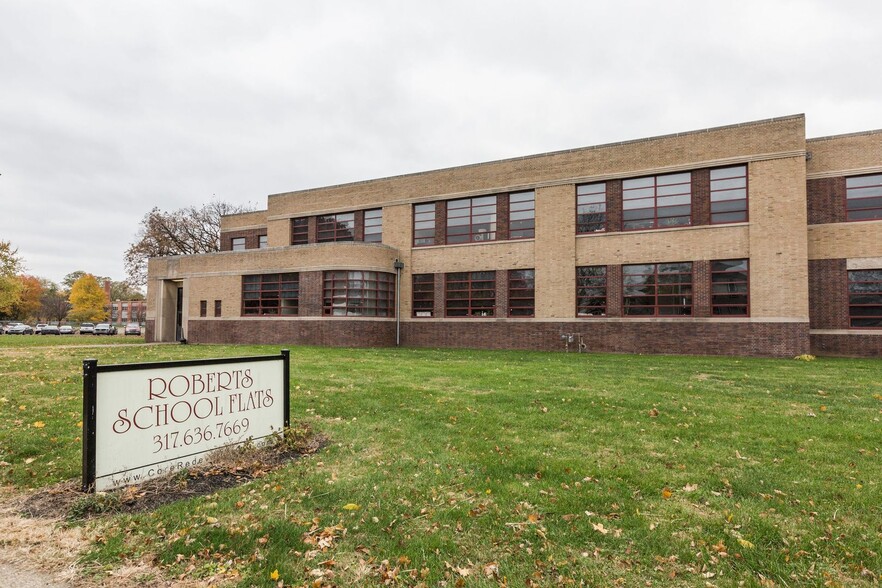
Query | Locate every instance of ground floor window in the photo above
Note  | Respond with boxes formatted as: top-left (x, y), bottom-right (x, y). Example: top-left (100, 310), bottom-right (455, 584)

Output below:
top-left (242, 273), bottom-right (299, 316)
top-left (508, 269), bottom-right (535, 316)
top-left (848, 269), bottom-right (882, 328)
top-left (623, 262), bottom-right (692, 316)
top-left (577, 266), bottom-right (607, 316)
top-left (711, 259), bottom-right (749, 315)
top-left (323, 271), bottom-right (394, 316)
top-left (412, 274), bottom-right (435, 317)
top-left (446, 271), bottom-right (496, 317)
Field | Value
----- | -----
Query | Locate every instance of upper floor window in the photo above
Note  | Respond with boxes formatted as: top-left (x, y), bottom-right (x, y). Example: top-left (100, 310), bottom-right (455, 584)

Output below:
top-left (623, 262), bottom-right (692, 316)
top-left (242, 273), bottom-right (299, 316)
top-left (364, 209), bottom-right (383, 243)
top-left (413, 203), bottom-right (436, 247)
top-left (711, 166), bottom-right (748, 224)
top-left (846, 174), bottom-right (882, 221)
top-left (317, 213), bottom-right (355, 242)
top-left (509, 191), bottom-right (535, 239)
top-left (447, 196), bottom-right (496, 244)
top-left (848, 269), bottom-right (882, 328)
top-left (576, 266), bottom-right (607, 316)
top-left (291, 217), bottom-right (308, 245)
top-left (577, 183), bottom-right (606, 233)
top-left (412, 274), bottom-right (435, 317)
top-left (623, 172), bottom-right (691, 230)
top-left (231, 237), bottom-right (246, 251)
top-left (508, 269), bottom-right (535, 316)
top-left (711, 259), bottom-right (749, 316)
top-left (258, 235), bottom-right (268, 249)
top-left (323, 271), bottom-right (394, 317)
top-left (445, 271), bottom-right (495, 317)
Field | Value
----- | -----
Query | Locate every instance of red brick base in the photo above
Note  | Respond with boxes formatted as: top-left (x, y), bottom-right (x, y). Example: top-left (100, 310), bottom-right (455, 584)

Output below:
top-left (810, 333), bottom-right (882, 358)
top-left (187, 319), bottom-right (396, 347)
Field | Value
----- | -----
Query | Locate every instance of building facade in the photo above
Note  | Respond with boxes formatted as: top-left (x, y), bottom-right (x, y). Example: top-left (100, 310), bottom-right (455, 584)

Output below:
top-left (145, 115), bottom-right (882, 357)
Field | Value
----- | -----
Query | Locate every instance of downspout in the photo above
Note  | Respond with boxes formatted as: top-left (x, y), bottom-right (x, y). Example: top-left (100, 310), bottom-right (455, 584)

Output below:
top-left (394, 259), bottom-right (404, 346)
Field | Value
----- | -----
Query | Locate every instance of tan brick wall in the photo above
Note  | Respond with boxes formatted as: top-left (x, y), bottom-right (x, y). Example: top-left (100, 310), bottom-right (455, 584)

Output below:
top-left (747, 156), bottom-right (809, 319)
top-left (534, 184), bottom-right (576, 318)
top-left (220, 210), bottom-right (268, 231)
top-left (807, 130), bottom-right (882, 177)
top-left (808, 221), bottom-right (882, 259)
top-left (575, 225), bottom-right (749, 265)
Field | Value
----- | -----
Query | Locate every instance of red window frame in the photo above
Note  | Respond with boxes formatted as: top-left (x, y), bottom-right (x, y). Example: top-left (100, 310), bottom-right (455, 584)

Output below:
top-left (242, 273), bottom-right (299, 316)
top-left (412, 274), bottom-right (435, 317)
top-left (576, 266), bottom-right (607, 316)
top-left (364, 209), bottom-right (383, 243)
top-left (413, 203), bottom-right (436, 247)
top-left (622, 172), bottom-right (692, 230)
top-left (623, 262), bottom-right (692, 316)
top-left (508, 269), bottom-right (535, 317)
top-left (446, 196), bottom-right (497, 244)
top-left (317, 212), bottom-right (355, 242)
top-left (845, 174), bottom-right (882, 222)
top-left (576, 183), bottom-right (607, 233)
top-left (199, 300), bottom-right (207, 317)
top-left (711, 259), bottom-right (749, 316)
top-left (847, 269), bottom-right (882, 328)
top-left (214, 300), bottom-right (222, 317)
top-left (445, 271), bottom-right (496, 317)
top-left (291, 217), bottom-right (308, 245)
top-left (509, 192), bottom-right (535, 239)
top-left (323, 271), bottom-right (395, 317)
top-left (710, 165), bottom-right (748, 224)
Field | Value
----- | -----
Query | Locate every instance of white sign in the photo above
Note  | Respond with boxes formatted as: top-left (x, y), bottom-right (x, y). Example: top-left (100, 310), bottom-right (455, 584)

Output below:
top-left (86, 354), bottom-right (287, 491)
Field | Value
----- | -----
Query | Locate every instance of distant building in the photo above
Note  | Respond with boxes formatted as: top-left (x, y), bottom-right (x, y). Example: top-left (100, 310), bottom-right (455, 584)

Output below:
top-left (145, 115), bottom-right (882, 357)
top-left (102, 281), bottom-right (146, 324)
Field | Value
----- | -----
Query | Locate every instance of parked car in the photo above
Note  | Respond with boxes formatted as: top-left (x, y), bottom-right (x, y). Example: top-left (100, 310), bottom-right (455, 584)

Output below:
top-left (35, 323), bottom-right (48, 334)
top-left (79, 323), bottom-right (95, 335)
top-left (41, 324), bottom-right (61, 335)
top-left (59, 325), bottom-right (74, 335)
top-left (124, 322), bottom-right (142, 336)
top-left (94, 323), bottom-right (117, 335)
top-left (7, 323), bottom-right (34, 335)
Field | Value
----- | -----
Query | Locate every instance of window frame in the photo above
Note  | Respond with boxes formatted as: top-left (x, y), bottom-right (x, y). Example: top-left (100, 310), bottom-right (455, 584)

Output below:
top-left (445, 271), bottom-right (496, 317)
top-left (199, 300), bottom-right (207, 318)
top-left (576, 183), bottom-right (607, 233)
top-left (845, 173), bottom-right (882, 222)
top-left (622, 172), bottom-right (692, 231)
top-left (322, 271), bottom-right (395, 317)
top-left (317, 212), bottom-right (355, 243)
top-left (576, 266), bottom-right (607, 316)
top-left (847, 269), bottom-right (882, 329)
top-left (364, 208), bottom-right (383, 243)
top-left (509, 191), bottom-right (535, 240)
top-left (258, 235), bottom-right (268, 249)
top-left (710, 165), bottom-right (749, 224)
top-left (622, 262), bottom-right (693, 316)
top-left (710, 259), bottom-right (750, 316)
top-left (412, 274), bottom-right (435, 317)
top-left (446, 196), bottom-right (497, 244)
top-left (231, 237), bottom-right (246, 251)
top-left (291, 217), bottom-right (309, 245)
top-left (413, 203), bottom-right (436, 247)
top-left (508, 269), bottom-right (535, 317)
top-left (241, 273), bottom-right (300, 316)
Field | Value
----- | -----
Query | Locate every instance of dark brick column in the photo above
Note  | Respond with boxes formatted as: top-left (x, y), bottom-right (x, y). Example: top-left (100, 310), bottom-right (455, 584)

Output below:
top-left (807, 177), bottom-right (846, 225)
top-left (808, 258), bottom-right (849, 328)
top-left (496, 270), bottom-right (509, 317)
top-left (434, 272), bottom-right (446, 317)
top-left (353, 210), bottom-right (365, 241)
top-left (496, 194), bottom-right (510, 241)
top-left (606, 264), bottom-right (623, 317)
top-left (692, 169), bottom-right (711, 226)
top-left (300, 271), bottom-right (324, 316)
top-left (606, 180), bottom-right (622, 233)
top-left (435, 202), bottom-right (447, 245)
top-left (692, 260), bottom-right (711, 317)
top-left (307, 216), bottom-right (318, 244)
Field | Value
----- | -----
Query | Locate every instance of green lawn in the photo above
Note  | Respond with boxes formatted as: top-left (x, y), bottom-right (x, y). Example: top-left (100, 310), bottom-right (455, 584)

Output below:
top-left (1, 342), bottom-right (880, 586)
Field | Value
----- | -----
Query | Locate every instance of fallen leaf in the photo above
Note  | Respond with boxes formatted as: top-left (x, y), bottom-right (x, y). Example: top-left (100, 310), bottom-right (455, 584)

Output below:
top-left (592, 522), bottom-right (609, 535)
top-left (738, 538), bottom-right (754, 549)
top-left (662, 488), bottom-right (673, 499)
top-left (343, 503), bottom-right (360, 511)
top-left (270, 569), bottom-right (280, 581)
top-left (33, 421), bottom-right (46, 428)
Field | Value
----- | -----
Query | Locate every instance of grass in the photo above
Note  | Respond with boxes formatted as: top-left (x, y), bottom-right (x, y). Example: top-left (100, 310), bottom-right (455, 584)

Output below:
top-left (1, 340), bottom-right (880, 586)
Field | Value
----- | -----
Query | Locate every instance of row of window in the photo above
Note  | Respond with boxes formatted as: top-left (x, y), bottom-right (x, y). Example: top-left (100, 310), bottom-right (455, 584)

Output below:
top-left (231, 235), bottom-right (268, 251)
top-left (848, 269), bottom-right (882, 328)
top-left (241, 271), bottom-right (395, 317)
top-left (846, 174), bottom-right (882, 222)
top-left (415, 190), bottom-right (536, 246)
top-left (291, 209), bottom-right (383, 245)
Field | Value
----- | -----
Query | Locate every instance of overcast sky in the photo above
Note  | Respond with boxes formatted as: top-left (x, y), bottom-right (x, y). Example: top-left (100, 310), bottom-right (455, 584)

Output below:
top-left (2, 0), bottom-right (881, 286)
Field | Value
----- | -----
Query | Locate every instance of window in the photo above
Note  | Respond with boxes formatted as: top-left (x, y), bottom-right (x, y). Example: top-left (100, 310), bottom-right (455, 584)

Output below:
top-left (291, 217), bottom-right (308, 245)
top-left (412, 274), bottom-right (435, 317)
top-left (364, 209), bottom-right (383, 243)
top-left (577, 266), bottom-right (607, 316)
top-left (508, 269), bottom-right (535, 316)
top-left (413, 203), bottom-right (436, 246)
top-left (323, 271), bottom-right (394, 316)
top-left (445, 271), bottom-right (496, 317)
top-left (447, 196), bottom-right (497, 244)
top-left (214, 300), bottom-right (222, 317)
top-left (577, 183), bottom-right (606, 233)
top-left (623, 263), bottom-right (692, 316)
top-left (846, 174), bottom-right (882, 221)
top-left (711, 259), bottom-right (749, 316)
top-left (199, 300), bottom-right (207, 317)
top-left (231, 237), bottom-right (246, 251)
top-left (848, 269), bottom-right (882, 328)
top-left (622, 172), bottom-right (691, 230)
top-left (258, 235), bottom-right (268, 249)
top-left (242, 273), bottom-right (299, 316)
top-left (710, 166), bottom-right (748, 224)
top-left (509, 191), bottom-right (535, 239)
top-left (317, 213), bottom-right (355, 242)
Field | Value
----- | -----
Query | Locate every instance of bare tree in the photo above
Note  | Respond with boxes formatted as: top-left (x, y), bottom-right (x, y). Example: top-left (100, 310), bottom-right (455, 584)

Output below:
top-left (124, 200), bottom-right (255, 286)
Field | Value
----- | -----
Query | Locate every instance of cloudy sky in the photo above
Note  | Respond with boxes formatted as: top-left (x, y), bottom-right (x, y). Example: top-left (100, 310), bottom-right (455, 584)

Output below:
top-left (1, 0), bottom-right (881, 286)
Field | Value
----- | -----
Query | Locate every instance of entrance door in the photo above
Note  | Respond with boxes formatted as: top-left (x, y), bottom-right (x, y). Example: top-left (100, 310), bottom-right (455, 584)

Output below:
top-left (175, 286), bottom-right (184, 341)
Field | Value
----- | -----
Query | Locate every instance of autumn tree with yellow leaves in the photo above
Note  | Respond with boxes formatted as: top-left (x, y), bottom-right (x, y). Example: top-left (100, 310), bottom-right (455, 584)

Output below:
top-left (67, 274), bottom-right (108, 323)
